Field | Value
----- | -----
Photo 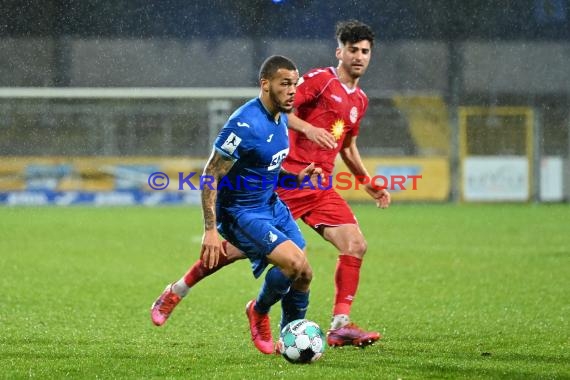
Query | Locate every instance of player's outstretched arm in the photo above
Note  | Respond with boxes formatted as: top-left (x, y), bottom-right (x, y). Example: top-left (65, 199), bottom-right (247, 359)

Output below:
top-left (201, 149), bottom-right (234, 268)
top-left (366, 185), bottom-right (391, 209)
top-left (287, 113), bottom-right (337, 149)
top-left (340, 134), bottom-right (391, 209)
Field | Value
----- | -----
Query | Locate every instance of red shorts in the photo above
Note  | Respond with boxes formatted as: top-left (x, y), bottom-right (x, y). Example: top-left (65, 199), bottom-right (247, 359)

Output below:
top-left (275, 187), bottom-right (357, 229)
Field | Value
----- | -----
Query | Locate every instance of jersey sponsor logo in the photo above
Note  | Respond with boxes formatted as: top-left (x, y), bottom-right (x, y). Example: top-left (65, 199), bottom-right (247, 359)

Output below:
top-left (267, 148), bottom-right (289, 171)
top-left (236, 121), bottom-right (250, 128)
top-left (266, 134), bottom-right (273, 143)
top-left (331, 119), bottom-right (345, 140)
top-left (221, 132), bottom-right (241, 155)
top-left (331, 94), bottom-right (342, 103)
top-left (349, 106), bottom-right (358, 123)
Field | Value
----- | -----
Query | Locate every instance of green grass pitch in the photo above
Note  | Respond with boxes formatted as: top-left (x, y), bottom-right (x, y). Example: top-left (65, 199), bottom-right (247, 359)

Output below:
top-left (0, 204), bottom-right (568, 379)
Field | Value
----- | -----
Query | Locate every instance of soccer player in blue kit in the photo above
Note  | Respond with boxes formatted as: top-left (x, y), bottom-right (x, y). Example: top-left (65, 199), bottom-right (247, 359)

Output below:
top-left (153, 55), bottom-right (322, 355)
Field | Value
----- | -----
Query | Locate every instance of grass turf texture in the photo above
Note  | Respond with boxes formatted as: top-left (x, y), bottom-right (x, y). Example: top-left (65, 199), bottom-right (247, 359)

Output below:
top-left (0, 204), bottom-right (568, 379)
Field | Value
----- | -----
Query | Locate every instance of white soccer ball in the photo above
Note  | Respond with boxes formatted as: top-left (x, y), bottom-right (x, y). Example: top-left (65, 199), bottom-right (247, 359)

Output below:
top-left (276, 319), bottom-right (326, 364)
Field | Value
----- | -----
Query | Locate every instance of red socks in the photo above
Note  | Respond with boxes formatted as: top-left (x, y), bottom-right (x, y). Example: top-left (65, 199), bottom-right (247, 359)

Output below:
top-left (333, 254), bottom-right (362, 316)
top-left (183, 241), bottom-right (234, 287)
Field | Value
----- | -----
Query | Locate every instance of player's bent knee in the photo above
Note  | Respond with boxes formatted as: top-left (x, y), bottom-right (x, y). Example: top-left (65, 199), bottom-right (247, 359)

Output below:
top-left (357, 239), bottom-right (368, 257)
top-left (299, 264), bottom-right (313, 285)
top-left (284, 256), bottom-right (309, 281)
top-left (291, 262), bottom-right (312, 291)
top-left (345, 237), bottom-right (367, 258)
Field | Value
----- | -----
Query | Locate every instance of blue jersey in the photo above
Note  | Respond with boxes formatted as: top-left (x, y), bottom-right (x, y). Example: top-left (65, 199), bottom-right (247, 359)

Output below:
top-left (212, 97), bottom-right (305, 278)
top-left (214, 98), bottom-right (289, 213)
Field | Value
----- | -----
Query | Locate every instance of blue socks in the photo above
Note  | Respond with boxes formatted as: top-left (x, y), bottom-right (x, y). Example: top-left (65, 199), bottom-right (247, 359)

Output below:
top-left (255, 266), bottom-right (292, 314)
top-left (254, 266), bottom-right (310, 329)
top-left (280, 288), bottom-right (309, 330)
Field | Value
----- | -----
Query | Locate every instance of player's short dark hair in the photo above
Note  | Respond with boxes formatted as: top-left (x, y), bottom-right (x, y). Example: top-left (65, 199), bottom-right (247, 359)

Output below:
top-left (258, 55), bottom-right (297, 81)
top-left (336, 20), bottom-right (375, 47)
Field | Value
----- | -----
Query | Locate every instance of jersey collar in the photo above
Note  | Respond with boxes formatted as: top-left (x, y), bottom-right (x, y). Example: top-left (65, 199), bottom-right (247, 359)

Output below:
top-left (257, 97), bottom-right (282, 124)
top-left (330, 67), bottom-right (358, 94)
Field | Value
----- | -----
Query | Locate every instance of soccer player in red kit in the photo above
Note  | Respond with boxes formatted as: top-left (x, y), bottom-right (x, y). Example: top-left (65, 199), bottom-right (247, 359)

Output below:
top-left (151, 20), bottom-right (391, 348)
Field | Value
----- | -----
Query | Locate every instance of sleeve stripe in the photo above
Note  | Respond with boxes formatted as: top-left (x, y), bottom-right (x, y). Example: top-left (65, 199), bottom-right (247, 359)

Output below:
top-left (214, 146), bottom-right (238, 162)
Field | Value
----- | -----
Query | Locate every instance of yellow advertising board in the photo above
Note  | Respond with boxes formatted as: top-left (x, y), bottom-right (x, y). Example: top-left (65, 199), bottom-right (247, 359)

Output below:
top-left (334, 157), bottom-right (449, 201)
top-left (0, 156), bottom-right (450, 202)
top-left (0, 156), bottom-right (206, 191)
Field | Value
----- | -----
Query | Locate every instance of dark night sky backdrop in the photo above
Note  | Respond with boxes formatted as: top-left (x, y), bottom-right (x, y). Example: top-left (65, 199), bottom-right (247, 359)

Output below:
top-left (1, 0), bottom-right (568, 40)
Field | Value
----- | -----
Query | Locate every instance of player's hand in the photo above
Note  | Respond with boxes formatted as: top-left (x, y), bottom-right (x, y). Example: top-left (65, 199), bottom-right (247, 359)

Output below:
top-left (303, 125), bottom-right (337, 149)
top-left (200, 229), bottom-right (226, 269)
top-left (365, 183), bottom-right (391, 209)
top-left (298, 162), bottom-right (323, 188)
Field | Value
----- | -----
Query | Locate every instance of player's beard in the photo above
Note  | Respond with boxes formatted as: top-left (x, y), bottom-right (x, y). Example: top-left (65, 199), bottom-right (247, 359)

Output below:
top-left (345, 62), bottom-right (366, 80)
top-left (270, 88), bottom-right (294, 114)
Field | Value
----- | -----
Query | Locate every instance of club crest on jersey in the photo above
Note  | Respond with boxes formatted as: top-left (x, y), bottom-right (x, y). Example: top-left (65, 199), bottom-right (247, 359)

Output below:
top-left (349, 106), bottom-right (358, 123)
top-left (265, 231), bottom-right (278, 244)
top-left (267, 148), bottom-right (289, 171)
top-left (221, 132), bottom-right (241, 154)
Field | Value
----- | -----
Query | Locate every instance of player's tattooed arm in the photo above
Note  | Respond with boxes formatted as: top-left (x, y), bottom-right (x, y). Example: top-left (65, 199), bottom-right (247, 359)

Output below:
top-left (201, 149), bottom-right (234, 231)
top-left (200, 149), bottom-right (234, 268)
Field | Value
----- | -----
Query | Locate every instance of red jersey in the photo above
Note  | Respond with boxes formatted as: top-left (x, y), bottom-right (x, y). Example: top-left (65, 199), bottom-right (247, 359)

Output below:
top-left (283, 66), bottom-right (369, 177)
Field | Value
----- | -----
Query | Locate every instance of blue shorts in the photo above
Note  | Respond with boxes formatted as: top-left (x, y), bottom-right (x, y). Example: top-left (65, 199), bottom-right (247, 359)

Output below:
top-left (217, 195), bottom-right (305, 278)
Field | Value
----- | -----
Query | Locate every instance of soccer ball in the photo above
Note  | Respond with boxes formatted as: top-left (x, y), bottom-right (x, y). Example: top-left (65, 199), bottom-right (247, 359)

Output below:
top-left (276, 319), bottom-right (326, 364)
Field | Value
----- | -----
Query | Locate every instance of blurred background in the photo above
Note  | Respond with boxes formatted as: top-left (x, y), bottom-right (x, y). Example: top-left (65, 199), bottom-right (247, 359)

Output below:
top-left (0, 0), bottom-right (568, 204)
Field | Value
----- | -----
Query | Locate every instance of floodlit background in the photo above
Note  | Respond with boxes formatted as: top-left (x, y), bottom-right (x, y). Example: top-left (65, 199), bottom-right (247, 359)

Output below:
top-left (0, 0), bottom-right (569, 203)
